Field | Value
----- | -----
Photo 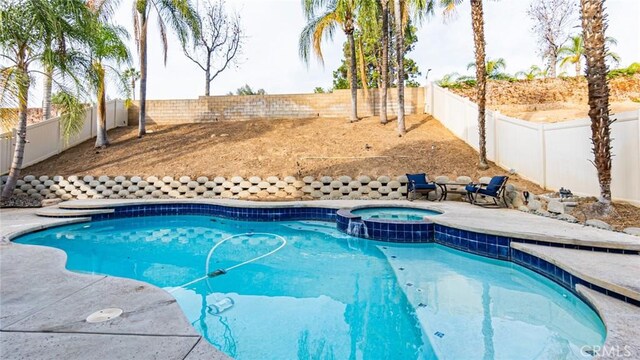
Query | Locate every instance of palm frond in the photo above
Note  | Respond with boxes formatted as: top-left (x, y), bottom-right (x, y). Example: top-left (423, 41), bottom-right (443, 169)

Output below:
top-left (51, 90), bottom-right (86, 141)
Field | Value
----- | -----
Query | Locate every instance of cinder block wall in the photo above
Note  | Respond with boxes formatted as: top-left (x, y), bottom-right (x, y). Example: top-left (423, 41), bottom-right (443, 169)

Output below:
top-left (128, 88), bottom-right (425, 125)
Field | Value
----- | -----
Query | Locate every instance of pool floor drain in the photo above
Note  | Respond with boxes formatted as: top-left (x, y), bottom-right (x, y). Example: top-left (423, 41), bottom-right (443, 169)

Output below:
top-left (86, 308), bottom-right (123, 323)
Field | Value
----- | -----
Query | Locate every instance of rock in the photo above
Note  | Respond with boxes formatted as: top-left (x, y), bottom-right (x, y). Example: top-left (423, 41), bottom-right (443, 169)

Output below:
top-left (41, 198), bottom-right (62, 207)
top-left (547, 200), bottom-right (566, 214)
top-left (479, 176), bottom-right (491, 185)
top-left (527, 199), bottom-right (542, 211)
top-left (623, 227), bottom-right (640, 236)
top-left (377, 175), bottom-right (391, 184)
top-left (266, 176), bottom-right (279, 184)
top-left (302, 176), bottom-right (315, 184)
top-left (231, 176), bottom-right (244, 184)
top-left (356, 175), bottom-right (371, 184)
top-left (535, 209), bottom-right (552, 217)
top-left (586, 219), bottom-right (612, 231)
top-left (557, 214), bottom-right (579, 223)
top-left (456, 176), bottom-right (472, 184)
top-left (434, 176), bottom-right (449, 184)
top-left (518, 205), bottom-right (530, 212)
top-left (179, 176), bottom-right (191, 184)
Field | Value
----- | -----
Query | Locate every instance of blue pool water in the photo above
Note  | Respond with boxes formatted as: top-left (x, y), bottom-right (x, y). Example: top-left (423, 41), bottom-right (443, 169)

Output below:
top-left (351, 207), bottom-right (441, 221)
top-left (15, 215), bottom-right (604, 359)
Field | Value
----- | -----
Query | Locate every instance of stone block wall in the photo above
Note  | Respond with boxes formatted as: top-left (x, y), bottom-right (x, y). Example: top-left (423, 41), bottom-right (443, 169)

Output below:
top-left (2, 174), bottom-right (519, 204)
top-left (128, 88), bottom-right (425, 125)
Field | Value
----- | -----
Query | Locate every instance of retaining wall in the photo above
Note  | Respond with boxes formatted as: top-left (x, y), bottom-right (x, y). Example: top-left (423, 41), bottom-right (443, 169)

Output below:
top-left (127, 88), bottom-right (425, 125)
top-left (2, 174), bottom-right (507, 203)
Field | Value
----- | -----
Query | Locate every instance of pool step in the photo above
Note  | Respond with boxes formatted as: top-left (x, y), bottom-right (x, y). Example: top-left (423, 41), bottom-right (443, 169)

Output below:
top-left (512, 242), bottom-right (640, 304)
top-left (36, 207), bottom-right (114, 218)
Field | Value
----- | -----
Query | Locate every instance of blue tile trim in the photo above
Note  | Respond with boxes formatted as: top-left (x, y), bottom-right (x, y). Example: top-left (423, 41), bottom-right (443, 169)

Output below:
top-left (90, 203), bottom-right (337, 222)
top-left (511, 248), bottom-right (640, 308)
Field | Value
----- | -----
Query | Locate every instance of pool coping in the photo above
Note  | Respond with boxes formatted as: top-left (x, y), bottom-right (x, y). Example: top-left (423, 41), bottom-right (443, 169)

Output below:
top-left (2, 199), bottom-right (640, 359)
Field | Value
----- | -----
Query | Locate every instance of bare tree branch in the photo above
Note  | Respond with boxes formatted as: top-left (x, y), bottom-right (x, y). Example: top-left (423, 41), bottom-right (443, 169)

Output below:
top-left (182, 0), bottom-right (244, 96)
top-left (527, 0), bottom-right (577, 77)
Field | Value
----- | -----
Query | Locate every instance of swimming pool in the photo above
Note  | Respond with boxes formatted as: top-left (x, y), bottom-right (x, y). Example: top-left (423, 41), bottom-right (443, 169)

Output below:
top-left (351, 207), bottom-right (441, 221)
top-left (15, 214), bottom-right (605, 359)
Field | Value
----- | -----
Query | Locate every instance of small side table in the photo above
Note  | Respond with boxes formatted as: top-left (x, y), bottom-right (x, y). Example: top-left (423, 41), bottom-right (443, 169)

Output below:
top-left (441, 182), bottom-right (471, 201)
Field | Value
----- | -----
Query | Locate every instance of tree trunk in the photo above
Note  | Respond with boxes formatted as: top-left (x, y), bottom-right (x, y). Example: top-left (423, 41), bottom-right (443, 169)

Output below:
top-left (95, 63), bottom-right (109, 148)
top-left (205, 56), bottom-right (211, 96)
top-left (1, 62), bottom-right (29, 202)
top-left (547, 52), bottom-right (557, 78)
top-left (471, 0), bottom-right (489, 170)
top-left (138, 13), bottom-right (148, 138)
top-left (42, 66), bottom-right (53, 120)
top-left (380, 0), bottom-right (389, 124)
top-left (393, 0), bottom-right (405, 136)
top-left (575, 60), bottom-right (581, 76)
top-left (581, 0), bottom-right (612, 204)
top-left (131, 79), bottom-right (136, 100)
top-left (347, 31), bottom-right (358, 122)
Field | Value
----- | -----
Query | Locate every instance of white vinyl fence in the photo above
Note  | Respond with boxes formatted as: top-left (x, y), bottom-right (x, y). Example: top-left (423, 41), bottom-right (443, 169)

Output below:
top-left (425, 84), bottom-right (640, 205)
top-left (1, 100), bottom-right (128, 175)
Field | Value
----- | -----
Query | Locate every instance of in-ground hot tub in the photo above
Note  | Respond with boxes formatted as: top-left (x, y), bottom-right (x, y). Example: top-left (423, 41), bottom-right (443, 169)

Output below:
top-left (336, 206), bottom-right (442, 243)
top-left (351, 207), bottom-right (441, 221)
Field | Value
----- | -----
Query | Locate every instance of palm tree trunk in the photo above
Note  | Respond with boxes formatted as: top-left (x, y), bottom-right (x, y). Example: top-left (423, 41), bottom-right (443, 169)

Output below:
top-left (575, 60), bottom-right (581, 76)
top-left (1, 61), bottom-right (29, 202)
top-left (581, 0), bottom-right (612, 205)
top-left (95, 63), bottom-right (109, 148)
top-left (393, 0), bottom-right (405, 136)
top-left (471, 0), bottom-right (489, 170)
top-left (347, 31), bottom-right (358, 122)
top-left (131, 79), bottom-right (136, 100)
top-left (42, 66), bottom-right (53, 120)
top-left (138, 13), bottom-right (148, 138)
top-left (380, 0), bottom-right (389, 124)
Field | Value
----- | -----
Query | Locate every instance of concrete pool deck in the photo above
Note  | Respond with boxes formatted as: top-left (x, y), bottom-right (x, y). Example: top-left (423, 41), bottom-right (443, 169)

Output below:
top-left (1, 199), bottom-right (639, 359)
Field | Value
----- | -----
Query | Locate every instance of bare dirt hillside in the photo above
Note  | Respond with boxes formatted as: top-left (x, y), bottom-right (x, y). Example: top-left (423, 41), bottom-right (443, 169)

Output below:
top-left (448, 75), bottom-right (640, 122)
top-left (23, 114), bottom-right (542, 193)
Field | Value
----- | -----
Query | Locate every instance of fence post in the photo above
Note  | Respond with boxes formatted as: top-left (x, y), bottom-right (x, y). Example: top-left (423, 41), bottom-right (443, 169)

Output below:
top-left (539, 124), bottom-right (547, 189)
top-left (56, 117), bottom-right (62, 154)
top-left (492, 110), bottom-right (499, 164)
top-left (637, 109), bottom-right (640, 201)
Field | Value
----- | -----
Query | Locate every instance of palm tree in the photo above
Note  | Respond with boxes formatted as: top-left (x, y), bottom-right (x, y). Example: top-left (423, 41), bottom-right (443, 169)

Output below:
top-left (516, 65), bottom-right (546, 80)
top-left (442, 0), bottom-right (489, 169)
top-left (123, 68), bottom-right (140, 101)
top-left (299, 0), bottom-right (360, 122)
top-left (379, 0), bottom-right (390, 124)
top-left (392, 0), bottom-right (434, 135)
top-left (0, 0), bottom-right (91, 201)
top-left (132, 0), bottom-right (198, 138)
top-left (580, 0), bottom-right (613, 209)
top-left (467, 57), bottom-right (508, 80)
top-left (393, 0), bottom-right (405, 135)
top-left (85, 15), bottom-right (131, 148)
top-left (559, 35), bottom-right (620, 76)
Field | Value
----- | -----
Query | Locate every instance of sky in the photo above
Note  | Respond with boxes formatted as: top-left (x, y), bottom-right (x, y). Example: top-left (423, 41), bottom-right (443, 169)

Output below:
top-left (26, 0), bottom-right (640, 105)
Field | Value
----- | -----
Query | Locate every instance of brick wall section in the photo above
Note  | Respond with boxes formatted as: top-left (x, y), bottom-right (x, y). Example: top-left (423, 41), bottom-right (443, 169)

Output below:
top-left (128, 88), bottom-right (425, 124)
